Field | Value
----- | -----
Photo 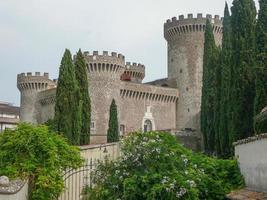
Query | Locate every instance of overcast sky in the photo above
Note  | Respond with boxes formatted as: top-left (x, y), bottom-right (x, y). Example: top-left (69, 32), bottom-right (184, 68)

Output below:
top-left (0, 0), bottom-right (259, 106)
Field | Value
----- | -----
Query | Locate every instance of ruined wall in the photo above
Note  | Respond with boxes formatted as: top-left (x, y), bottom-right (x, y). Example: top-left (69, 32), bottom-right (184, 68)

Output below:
top-left (120, 82), bottom-right (178, 134)
top-left (164, 13), bottom-right (223, 131)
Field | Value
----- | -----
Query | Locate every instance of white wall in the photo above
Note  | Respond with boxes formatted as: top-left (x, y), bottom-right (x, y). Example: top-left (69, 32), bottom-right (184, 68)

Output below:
top-left (235, 136), bottom-right (267, 193)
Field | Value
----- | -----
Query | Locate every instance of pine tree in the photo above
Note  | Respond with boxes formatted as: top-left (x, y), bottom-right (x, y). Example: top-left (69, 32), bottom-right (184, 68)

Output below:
top-left (201, 19), bottom-right (219, 154)
top-left (229, 0), bottom-right (256, 147)
top-left (107, 99), bottom-right (119, 143)
top-left (254, 0), bottom-right (267, 132)
top-left (75, 49), bottom-right (91, 145)
top-left (54, 49), bottom-right (81, 145)
top-left (218, 3), bottom-right (232, 157)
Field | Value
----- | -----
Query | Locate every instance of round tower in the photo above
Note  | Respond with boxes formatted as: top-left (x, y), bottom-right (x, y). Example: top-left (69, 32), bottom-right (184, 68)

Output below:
top-left (83, 51), bottom-right (125, 144)
top-left (17, 72), bottom-right (56, 123)
top-left (164, 13), bottom-right (223, 131)
top-left (121, 62), bottom-right (145, 83)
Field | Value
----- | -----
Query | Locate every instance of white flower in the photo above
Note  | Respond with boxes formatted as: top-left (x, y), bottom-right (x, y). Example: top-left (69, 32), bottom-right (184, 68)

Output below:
top-left (183, 158), bottom-right (188, 165)
top-left (169, 183), bottom-right (175, 189)
top-left (115, 170), bottom-right (120, 175)
top-left (185, 170), bottom-right (188, 175)
top-left (186, 180), bottom-right (196, 188)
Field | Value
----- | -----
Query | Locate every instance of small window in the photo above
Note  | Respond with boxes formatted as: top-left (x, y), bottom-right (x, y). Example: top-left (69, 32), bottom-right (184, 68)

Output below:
top-left (186, 87), bottom-right (189, 91)
top-left (171, 58), bottom-right (174, 62)
top-left (90, 121), bottom-right (95, 129)
top-left (188, 108), bottom-right (190, 112)
top-left (180, 69), bottom-right (183, 73)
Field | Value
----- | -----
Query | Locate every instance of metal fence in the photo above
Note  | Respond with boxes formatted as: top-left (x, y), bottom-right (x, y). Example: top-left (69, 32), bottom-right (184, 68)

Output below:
top-left (58, 158), bottom-right (95, 200)
top-left (58, 142), bottom-right (120, 200)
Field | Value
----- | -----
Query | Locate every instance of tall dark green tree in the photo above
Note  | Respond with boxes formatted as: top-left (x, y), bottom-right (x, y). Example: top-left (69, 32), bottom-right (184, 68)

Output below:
top-left (75, 49), bottom-right (91, 145)
top-left (217, 3), bottom-right (232, 157)
top-left (107, 99), bottom-right (119, 143)
top-left (201, 19), bottom-right (220, 154)
top-left (228, 0), bottom-right (256, 147)
top-left (254, 0), bottom-right (267, 132)
top-left (54, 49), bottom-right (81, 145)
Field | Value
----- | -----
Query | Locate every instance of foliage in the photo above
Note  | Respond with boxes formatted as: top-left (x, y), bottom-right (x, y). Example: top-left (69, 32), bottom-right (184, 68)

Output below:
top-left (85, 131), bottom-right (244, 200)
top-left (107, 99), bottom-right (119, 143)
top-left (217, 3), bottom-right (232, 158)
top-left (201, 19), bottom-right (220, 154)
top-left (54, 49), bottom-right (82, 145)
top-left (254, 0), bottom-right (267, 132)
top-left (75, 49), bottom-right (91, 145)
top-left (228, 0), bottom-right (256, 146)
top-left (0, 123), bottom-right (84, 200)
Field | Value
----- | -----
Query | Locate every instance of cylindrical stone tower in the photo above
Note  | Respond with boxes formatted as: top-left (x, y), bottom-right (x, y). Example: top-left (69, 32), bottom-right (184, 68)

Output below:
top-left (17, 72), bottom-right (56, 123)
top-left (84, 51), bottom-right (125, 144)
top-left (164, 13), bottom-right (223, 131)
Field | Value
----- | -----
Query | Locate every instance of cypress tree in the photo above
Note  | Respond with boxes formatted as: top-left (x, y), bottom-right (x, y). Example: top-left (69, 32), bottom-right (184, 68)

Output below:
top-left (75, 49), bottom-right (91, 145)
top-left (54, 49), bottom-right (81, 145)
top-left (107, 99), bottom-right (119, 143)
top-left (218, 3), bottom-right (232, 157)
top-left (254, 0), bottom-right (267, 132)
top-left (229, 0), bottom-right (256, 147)
top-left (201, 19), bottom-right (219, 154)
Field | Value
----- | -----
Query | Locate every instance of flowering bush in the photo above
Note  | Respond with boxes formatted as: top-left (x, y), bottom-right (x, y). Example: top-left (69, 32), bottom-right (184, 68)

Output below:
top-left (85, 131), bottom-right (244, 200)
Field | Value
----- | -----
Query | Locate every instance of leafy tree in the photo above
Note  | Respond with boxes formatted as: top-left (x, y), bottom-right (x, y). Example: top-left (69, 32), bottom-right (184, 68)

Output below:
top-left (75, 49), bottom-right (91, 145)
top-left (54, 49), bottom-right (82, 145)
top-left (0, 123), bottom-right (83, 200)
top-left (228, 0), bottom-right (256, 146)
top-left (85, 131), bottom-right (244, 200)
top-left (254, 0), bottom-right (267, 132)
top-left (218, 3), bottom-right (232, 157)
top-left (201, 19), bottom-right (220, 154)
top-left (107, 99), bottom-right (119, 143)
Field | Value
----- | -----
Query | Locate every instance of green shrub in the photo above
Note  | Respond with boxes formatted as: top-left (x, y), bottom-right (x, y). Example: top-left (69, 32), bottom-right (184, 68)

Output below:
top-left (85, 131), bottom-right (244, 200)
top-left (0, 123), bottom-right (84, 200)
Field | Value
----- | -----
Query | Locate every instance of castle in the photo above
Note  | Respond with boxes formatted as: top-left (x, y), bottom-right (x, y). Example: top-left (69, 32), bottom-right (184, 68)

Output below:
top-left (17, 13), bottom-right (223, 147)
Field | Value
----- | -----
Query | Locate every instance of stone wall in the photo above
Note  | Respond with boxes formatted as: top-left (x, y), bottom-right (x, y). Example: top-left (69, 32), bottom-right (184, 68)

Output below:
top-left (38, 88), bottom-right (56, 123)
top-left (234, 134), bottom-right (267, 193)
top-left (120, 82), bottom-right (178, 134)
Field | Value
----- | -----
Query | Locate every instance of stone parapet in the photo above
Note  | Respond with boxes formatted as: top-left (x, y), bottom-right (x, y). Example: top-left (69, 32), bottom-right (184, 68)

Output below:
top-left (121, 82), bottom-right (179, 103)
top-left (17, 72), bottom-right (56, 91)
top-left (164, 13), bottom-right (223, 41)
top-left (84, 51), bottom-right (125, 79)
top-left (121, 62), bottom-right (145, 83)
top-left (38, 88), bottom-right (56, 105)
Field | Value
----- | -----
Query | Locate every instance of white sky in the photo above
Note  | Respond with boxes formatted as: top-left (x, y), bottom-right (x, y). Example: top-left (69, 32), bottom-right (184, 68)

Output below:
top-left (0, 0), bottom-right (259, 105)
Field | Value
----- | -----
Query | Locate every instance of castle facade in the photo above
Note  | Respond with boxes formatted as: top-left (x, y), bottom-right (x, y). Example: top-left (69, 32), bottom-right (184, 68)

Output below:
top-left (17, 13), bottom-right (223, 145)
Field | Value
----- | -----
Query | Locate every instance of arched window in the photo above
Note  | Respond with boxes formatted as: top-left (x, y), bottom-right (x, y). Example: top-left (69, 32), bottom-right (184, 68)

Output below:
top-left (144, 119), bottom-right (153, 132)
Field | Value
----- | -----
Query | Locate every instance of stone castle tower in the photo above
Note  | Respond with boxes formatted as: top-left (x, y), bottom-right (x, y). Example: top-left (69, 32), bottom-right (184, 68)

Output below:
top-left (83, 51), bottom-right (125, 143)
top-left (164, 14), bottom-right (223, 132)
top-left (17, 72), bottom-right (56, 123)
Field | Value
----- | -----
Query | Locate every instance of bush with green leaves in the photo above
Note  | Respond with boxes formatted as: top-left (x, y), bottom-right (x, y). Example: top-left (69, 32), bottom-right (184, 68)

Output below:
top-left (86, 131), bottom-right (244, 200)
top-left (0, 123), bottom-right (84, 200)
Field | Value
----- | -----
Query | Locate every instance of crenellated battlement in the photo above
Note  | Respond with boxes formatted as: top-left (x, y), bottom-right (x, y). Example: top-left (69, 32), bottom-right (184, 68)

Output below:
top-left (164, 13), bottom-right (223, 41)
top-left (84, 50), bottom-right (125, 76)
top-left (17, 72), bottom-right (56, 91)
top-left (83, 50), bottom-right (125, 59)
top-left (121, 62), bottom-right (145, 83)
